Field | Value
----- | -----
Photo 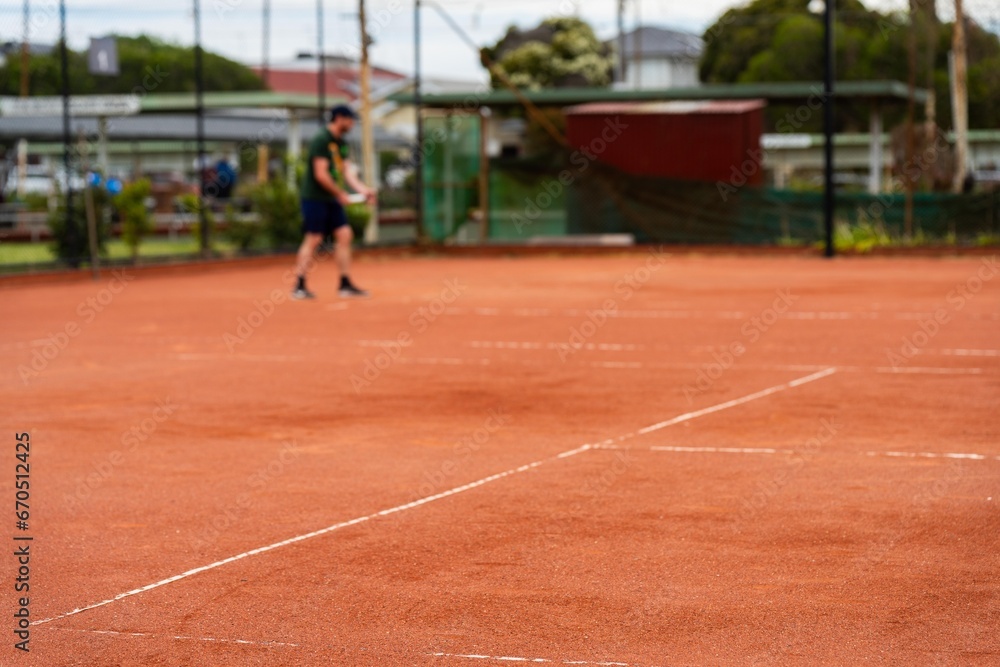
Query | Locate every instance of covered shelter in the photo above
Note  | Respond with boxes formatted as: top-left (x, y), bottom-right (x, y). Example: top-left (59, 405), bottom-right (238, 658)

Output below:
top-left (0, 91), bottom-right (409, 188)
top-left (389, 80), bottom-right (930, 240)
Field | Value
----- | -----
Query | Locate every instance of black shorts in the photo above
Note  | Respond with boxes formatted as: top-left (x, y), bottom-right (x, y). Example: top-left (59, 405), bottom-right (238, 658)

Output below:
top-left (301, 199), bottom-right (349, 236)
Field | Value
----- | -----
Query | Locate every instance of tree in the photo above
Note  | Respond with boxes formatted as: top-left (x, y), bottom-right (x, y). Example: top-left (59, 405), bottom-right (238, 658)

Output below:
top-left (699, 0), bottom-right (1000, 131)
top-left (0, 35), bottom-right (264, 97)
top-left (481, 17), bottom-right (614, 90)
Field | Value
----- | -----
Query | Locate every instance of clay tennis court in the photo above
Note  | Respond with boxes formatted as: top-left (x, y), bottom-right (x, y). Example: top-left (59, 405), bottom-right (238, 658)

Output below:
top-left (2, 250), bottom-right (998, 666)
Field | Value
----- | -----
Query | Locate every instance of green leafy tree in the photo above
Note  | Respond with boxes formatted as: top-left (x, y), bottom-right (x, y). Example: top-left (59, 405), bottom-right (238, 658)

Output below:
top-left (700, 0), bottom-right (1000, 130)
top-left (114, 179), bottom-right (153, 263)
top-left (482, 17), bottom-right (614, 90)
top-left (0, 35), bottom-right (265, 96)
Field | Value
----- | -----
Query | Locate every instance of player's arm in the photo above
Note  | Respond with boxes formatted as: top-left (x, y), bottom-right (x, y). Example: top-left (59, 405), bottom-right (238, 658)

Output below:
top-left (343, 159), bottom-right (377, 204)
top-left (312, 157), bottom-right (352, 206)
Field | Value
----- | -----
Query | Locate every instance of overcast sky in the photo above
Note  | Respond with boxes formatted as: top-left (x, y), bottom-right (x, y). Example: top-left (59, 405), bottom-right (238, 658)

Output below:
top-left (5, 0), bottom-right (993, 83)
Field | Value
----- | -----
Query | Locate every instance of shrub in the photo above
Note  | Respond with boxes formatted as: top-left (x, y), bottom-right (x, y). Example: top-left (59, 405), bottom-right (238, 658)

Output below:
top-left (346, 202), bottom-right (371, 239)
top-left (250, 179), bottom-right (301, 250)
top-left (114, 179), bottom-right (153, 263)
top-left (47, 188), bottom-right (111, 267)
top-left (222, 204), bottom-right (260, 252)
top-left (178, 193), bottom-right (216, 251)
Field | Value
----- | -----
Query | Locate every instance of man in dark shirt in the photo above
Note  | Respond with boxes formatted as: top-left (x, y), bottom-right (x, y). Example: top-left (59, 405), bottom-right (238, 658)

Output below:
top-left (293, 105), bottom-right (376, 299)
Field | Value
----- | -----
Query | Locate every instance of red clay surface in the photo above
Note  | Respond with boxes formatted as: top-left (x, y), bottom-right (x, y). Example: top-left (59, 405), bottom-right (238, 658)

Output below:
top-left (1, 251), bottom-right (998, 666)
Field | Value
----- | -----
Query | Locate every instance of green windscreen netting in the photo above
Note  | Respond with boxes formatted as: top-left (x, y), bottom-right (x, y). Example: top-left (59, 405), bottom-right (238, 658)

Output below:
top-left (486, 156), bottom-right (1000, 246)
top-left (421, 118), bottom-right (999, 245)
top-left (422, 113), bottom-right (481, 241)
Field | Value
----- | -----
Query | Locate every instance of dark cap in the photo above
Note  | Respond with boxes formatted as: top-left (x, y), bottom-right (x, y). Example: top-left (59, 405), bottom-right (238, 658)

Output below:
top-left (329, 104), bottom-right (358, 121)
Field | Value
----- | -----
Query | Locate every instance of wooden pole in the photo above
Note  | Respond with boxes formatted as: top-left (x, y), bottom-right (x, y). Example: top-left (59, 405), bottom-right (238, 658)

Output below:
top-left (20, 0), bottom-right (29, 97)
top-left (617, 0), bottom-right (627, 83)
top-left (635, 1), bottom-right (642, 89)
top-left (194, 0), bottom-right (210, 256)
top-left (822, 0), bottom-right (835, 258)
top-left (360, 0), bottom-right (379, 244)
top-left (79, 131), bottom-right (101, 280)
top-left (951, 0), bottom-right (969, 193)
top-left (904, 3), bottom-right (918, 239)
top-left (262, 0), bottom-right (271, 87)
top-left (479, 109), bottom-right (489, 243)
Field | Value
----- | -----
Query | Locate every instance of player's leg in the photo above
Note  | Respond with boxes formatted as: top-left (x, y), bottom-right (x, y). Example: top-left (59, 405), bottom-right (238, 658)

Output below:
top-left (331, 203), bottom-right (369, 298)
top-left (293, 232), bottom-right (323, 299)
top-left (293, 199), bottom-right (325, 299)
top-left (334, 224), bottom-right (354, 277)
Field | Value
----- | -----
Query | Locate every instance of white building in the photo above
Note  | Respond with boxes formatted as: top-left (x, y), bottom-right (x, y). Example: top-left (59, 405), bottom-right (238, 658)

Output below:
top-left (616, 27), bottom-right (703, 90)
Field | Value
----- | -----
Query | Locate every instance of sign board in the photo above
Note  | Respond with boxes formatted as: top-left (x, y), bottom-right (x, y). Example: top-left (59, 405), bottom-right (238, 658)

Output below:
top-left (0, 95), bottom-right (142, 118)
top-left (88, 37), bottom-right (120, 76)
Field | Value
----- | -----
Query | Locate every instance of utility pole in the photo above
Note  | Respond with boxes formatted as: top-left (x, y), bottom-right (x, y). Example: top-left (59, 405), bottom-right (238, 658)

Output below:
top-left (617, 0), bottom-right (627, 84)
top-left (18, 0), bottom-right (30, 200)
top-left (317, 0), bottom-right (326, 123)
top-left (414, 0), bottom-right (425, 242)
top-left (359, 0), bottom-right (379, 244)
top-left (635, 0), bottom-right (643, 89)
top-left (822, 0), bottom-right (835, 258)
top-left (951, 0), bottom-right (969, 193)
top-left (258, 0), bottom-right (272, 183)
top-left (904, 2), bottom-right (917, 239)
top-left (59, 0), bottom-right (79, 267)
top-left (262, 0), bottom-right (271, 87)
top-left (194, 0), bottom-right (209, 256)
top-left (20, 0), bottom-right (30, 96)
top-left (922, 0), bottom-right (937, 125)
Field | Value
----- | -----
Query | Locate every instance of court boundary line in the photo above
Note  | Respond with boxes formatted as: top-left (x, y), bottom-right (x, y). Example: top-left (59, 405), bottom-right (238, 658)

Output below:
top-left (593, 444), bottom-right (1000, 461)
top-left (32, 444), bottom-right (593, 626)
top-left (47, 627), bottom-right (300, 649)
top-left (429, 651), bottom-right (642, 666)
top-left (33, 369), bottom-right (837, 627)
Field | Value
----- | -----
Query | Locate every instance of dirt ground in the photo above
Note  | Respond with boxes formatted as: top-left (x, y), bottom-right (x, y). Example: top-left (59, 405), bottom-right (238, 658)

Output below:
top-left (1, 251), bottom-right (997, 666)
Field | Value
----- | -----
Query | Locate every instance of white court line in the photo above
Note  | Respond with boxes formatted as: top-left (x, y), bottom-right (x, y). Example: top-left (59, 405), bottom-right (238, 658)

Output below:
top-left (49, 627), bottom-right (299, 648)
top-left (871, 451), bottom-right (1000, 461)
top-left (33, 370), bottom-right (837, 627)
top-left (174, 353), bottom-right (297, 363)
top-left (621, 368), bottom-right (837, 440)
top-left (169, 353), bottom-right (985, 376)
top-left (31, 444), bottom-right (592, 626)
top-left (650, 446), bottom-right (786, 455)
top-left (397, 358), bottom-right (492, 366)
top-left (873, 366), bottom-right (984, 375)
top-left (468, 341), bottom-right (644, 352)
top-left (441, 307), bottom-right (935, 321)
top-left (937, 349), bottom-right (1000, 357)
top-left (430, 653), bottom-right (635, 666)
top-left (596, 445), bottom-right (999, 462)
top-left (583, 369), bottom-right (835, 451)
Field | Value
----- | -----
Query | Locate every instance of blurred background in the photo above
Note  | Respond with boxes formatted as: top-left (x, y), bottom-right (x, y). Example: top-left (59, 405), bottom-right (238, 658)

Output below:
top-left (0, 0), bottom-right (998, 271)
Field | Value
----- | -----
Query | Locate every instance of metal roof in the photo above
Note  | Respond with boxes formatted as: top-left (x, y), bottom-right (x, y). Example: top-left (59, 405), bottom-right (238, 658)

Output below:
top-left (0, 114), bottom-right (410, 148)
top-left (617, 27), bottom-right (704, 60)
top-left (389, 80), bottom-right (929, 108)
top-left (139, 91), bottom-right (345, 113)
top-left (565, 100), bottom-right (766, 115)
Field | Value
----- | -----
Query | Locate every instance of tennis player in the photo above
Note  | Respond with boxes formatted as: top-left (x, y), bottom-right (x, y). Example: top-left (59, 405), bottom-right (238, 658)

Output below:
top-left (293, 104), bottom-right (376, 300)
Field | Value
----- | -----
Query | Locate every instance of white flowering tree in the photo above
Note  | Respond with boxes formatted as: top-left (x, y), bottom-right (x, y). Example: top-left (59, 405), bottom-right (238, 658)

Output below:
top-left (481, 17), bottom-right (615, 90)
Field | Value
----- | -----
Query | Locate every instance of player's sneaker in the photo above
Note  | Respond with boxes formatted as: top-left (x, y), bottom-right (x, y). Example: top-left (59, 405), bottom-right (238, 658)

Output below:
top-left (338, 282), bottom-right (370, 299)
top-left (292, 287), bottom-right (317, 300)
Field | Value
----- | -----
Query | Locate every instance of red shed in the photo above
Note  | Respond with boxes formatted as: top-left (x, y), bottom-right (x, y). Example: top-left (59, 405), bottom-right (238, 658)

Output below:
top-left (564, 100), bottom-right (766, 185)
